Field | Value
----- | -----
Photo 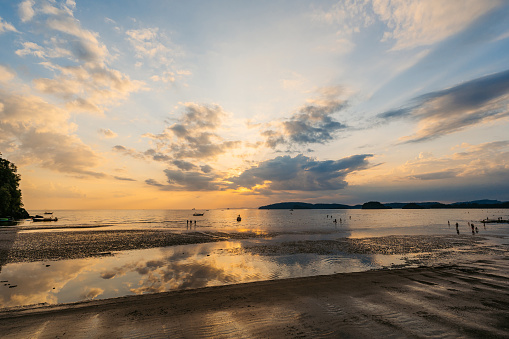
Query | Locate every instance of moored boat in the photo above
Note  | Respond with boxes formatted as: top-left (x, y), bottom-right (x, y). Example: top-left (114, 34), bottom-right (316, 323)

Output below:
top-left (33, 212), bottom-right (58, 222)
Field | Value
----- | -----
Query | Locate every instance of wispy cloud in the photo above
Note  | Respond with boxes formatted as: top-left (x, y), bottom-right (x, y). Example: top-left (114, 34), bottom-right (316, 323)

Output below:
top-left (145, 178), bottom-right (164, 187)
top-left (375, 140), bottom-right (509, 185)
top-left (0, 16), bottom-right (18, 34)
top-left (114, 176), bottom-right (136, 181)
top-left (373, 0), bottom-right (500, 50)
top-left (98, 128), bottom-right (118, 139)
top-left (315, 0), bottom-right (501, 50)
top-left (126, 26), bottom-right (190, 85)
top-left (407, 170), bottom-right (460, 181)
top-left (377, 69), bottom-right (509, 142)
top-left (0, 65), bottom-right (16, 83)
top-left (15, 1), bottom-right (144, 114)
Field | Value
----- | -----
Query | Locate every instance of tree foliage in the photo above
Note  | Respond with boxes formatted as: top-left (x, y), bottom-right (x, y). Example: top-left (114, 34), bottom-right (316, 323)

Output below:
top-left (0, 153), bottom-right (26, 218)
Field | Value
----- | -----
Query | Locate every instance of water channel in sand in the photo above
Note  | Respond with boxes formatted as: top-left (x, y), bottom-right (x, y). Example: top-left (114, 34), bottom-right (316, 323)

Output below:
top-left (1, 208), bottom-right (508, 308)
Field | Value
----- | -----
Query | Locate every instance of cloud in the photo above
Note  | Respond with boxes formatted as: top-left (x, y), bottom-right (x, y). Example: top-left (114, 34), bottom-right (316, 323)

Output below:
top-left (262, 86), bottom-right (348, 148)
top-left (114, 176), bottom-right (136, 181)
top-left (375, 140), bottom-right (509, 186)
top-left (315, 0), bottom-right (501, 50)
top-left (112, 145), bottom-right (146, 160)
top-left (407, 170), bottom-right (460, 181)
top-left (113, 145), bottom-right (174, 163)
top-left (126, 27), bottom-right (189, 84)
top-left (14, 2), bottom-right (144, 114)
top-left (172, 159), bottom-right (197, 171)
top-left (313, 0), bottom-right (375, 35)
top-left (98, 128), bottom-right (117, 139)
top-left (228, 154), bottom-right (373, 192)
top-left (18, 0), bottom-right (36, 23)
top-left (33, 63), bottom-right (144, 114)
top-left (145, 178), bottom-right (164, 187)
top-left (0, 65), bottom-right (16, 83)
top-left (0, 86), bottom-right (105, 177)
top-left (373, 0), bottom-right (501, 50)
top-left (80, 287), bottom-right (104, 300)
top-left (17, 129), bottom-right (105, 178)
top-left (377, 69), bottom-right (509, 142)
top-left (143, 103), bottom-right (241, 160)
top-left (126, 27), bottom-right (165, 59)
top-left (0, 16), bottom-right (18, 34)
top-left (163, 169), bottom-right (220, 191)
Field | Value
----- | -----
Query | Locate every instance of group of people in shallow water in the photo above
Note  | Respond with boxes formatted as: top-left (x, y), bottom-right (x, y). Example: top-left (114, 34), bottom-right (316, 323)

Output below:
top-left (448, 220), bottom-right (482, 235)
top-left (326, 215), bottom-right (352, 224)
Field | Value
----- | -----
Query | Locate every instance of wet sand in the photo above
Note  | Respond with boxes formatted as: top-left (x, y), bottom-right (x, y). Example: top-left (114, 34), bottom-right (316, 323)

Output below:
top-left (1, 228), bottom-right (502, 264)
top-left (0, 229), bottom-right (272, 263)
top-left (1, 228), bottom-right (509, 337)
top-left (1, 258), bottom-right (508, 338)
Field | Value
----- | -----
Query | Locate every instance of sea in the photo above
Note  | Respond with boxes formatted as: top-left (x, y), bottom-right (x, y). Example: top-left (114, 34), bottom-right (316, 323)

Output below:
top-left (1, 208), bottom-right (508, 309)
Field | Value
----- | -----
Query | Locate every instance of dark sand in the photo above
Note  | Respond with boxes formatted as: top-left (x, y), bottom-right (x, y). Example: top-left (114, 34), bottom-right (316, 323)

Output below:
top-left (1, 228), bottom-right (509, 337)
top-left (1, 260), bottom-right (508, 338)
top-left (0, 229), bottom-right (272, 263)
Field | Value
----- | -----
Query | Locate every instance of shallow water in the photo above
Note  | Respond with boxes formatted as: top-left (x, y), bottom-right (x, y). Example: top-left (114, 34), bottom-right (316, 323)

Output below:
top-left (17, 208), bottom-right (509, 236)
top-left (1, 208), bottom-right (508, 308)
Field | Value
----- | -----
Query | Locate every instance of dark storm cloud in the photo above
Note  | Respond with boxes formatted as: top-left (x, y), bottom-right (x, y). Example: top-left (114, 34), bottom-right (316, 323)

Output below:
top-left (377, 69), bottom-right (509, 142)
top-left (228, 154), bottom-right (372, 191)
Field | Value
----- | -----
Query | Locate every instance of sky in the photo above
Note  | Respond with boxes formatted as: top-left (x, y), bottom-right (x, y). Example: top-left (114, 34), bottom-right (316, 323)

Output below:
top-left (1, 0), bottom-right (509, 210)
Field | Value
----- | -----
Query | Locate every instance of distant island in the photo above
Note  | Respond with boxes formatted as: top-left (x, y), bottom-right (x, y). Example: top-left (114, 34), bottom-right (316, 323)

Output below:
top-left (259, 199), bottom-right (509, 210)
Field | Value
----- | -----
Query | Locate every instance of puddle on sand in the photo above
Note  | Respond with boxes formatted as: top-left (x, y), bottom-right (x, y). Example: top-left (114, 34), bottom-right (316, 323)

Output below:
top-left (1, 235), bottom-right (506, 309)
top-left (0, 239), bottom-right (414, 308)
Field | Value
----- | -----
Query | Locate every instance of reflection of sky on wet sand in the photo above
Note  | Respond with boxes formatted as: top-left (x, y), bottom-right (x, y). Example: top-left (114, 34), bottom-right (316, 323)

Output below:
top-left (3, 233), bottom-right (507, 308)
top-left (0, 239), bottom-right (413, 308)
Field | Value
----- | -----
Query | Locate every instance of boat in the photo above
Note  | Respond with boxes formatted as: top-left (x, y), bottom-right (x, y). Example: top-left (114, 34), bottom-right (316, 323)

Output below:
top-left (237, 215), bottom-right (241, 221)
top-left (0, 217), bottom-right (15, 226)
top-left (192, 213), bottom-right (204, 216)
top-left (33, 212), bottom-right (58, 222)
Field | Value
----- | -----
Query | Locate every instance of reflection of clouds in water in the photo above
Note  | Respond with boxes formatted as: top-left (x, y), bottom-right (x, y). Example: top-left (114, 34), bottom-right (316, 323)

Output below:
top-left (97, 242), bottom-right (272, 295)
top-left (0, 260), bottom-right (89, 308)
top-left (80, 287), bottom-right (104, 300)
top-left (129, 261), bottom-right (234, 294)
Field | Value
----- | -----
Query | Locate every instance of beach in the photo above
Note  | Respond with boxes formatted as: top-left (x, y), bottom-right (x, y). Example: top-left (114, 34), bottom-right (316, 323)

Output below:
top-left (1, 258), bottom-right (508, 338)
top-left (1, 209), bottom-right (509, 337)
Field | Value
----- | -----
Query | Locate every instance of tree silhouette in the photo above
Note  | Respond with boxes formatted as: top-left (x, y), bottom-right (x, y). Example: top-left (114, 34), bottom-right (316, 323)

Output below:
top-left (0, 153), bottom-right (27, 218)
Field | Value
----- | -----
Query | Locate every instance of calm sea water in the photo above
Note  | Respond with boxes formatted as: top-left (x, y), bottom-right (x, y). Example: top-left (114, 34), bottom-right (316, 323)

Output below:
top-left (19, 208), bottom-right (509, 236)
top-left (1, 208), bottom-right (508, 308)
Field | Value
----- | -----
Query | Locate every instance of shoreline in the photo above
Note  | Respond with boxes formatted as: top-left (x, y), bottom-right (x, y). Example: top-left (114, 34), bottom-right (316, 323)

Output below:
top-left (1, 227), bottom-right (498, 264)
top-left (1, 262), bottom-right (508, 338)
